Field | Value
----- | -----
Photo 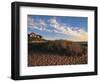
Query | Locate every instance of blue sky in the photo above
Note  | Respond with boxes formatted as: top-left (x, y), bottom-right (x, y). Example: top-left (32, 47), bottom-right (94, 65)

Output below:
top-left (28, 15), bottom-right (88, 41)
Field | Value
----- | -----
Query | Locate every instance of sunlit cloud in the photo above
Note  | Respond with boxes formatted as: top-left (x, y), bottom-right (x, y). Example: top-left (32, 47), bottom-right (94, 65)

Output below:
top-left (28, 16), bottom-right (88, 41)
top-left (48, 18), bottom-right (87, 41)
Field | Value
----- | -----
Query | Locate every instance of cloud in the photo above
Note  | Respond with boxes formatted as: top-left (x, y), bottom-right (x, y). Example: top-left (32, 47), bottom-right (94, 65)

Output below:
top-left (28, 17), bottom-right (47, 31)
top-left (48, 18), bottom-right (87, 41)
top-left (67, 28), bottom-right (88, 41)
top-left (28, 17), bottom-right (35, 26)
top-left (28, 17), bottom-right (87, 41)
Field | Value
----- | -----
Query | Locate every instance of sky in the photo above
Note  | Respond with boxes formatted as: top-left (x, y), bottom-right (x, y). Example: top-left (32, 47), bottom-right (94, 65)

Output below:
top-left (28, 15), bottom-right (88, 42)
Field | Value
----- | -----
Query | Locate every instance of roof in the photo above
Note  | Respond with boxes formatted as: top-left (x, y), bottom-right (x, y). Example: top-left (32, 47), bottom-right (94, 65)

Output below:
top-left (29, 32), bottom-right (36, 35)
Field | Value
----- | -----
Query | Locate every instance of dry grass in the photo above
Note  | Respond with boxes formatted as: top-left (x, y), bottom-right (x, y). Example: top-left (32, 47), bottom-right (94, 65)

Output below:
top-left (28, 40), bottom-right (87, 66)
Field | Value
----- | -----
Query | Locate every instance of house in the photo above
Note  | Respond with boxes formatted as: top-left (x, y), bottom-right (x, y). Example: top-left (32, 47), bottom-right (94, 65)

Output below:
top-left (28, 32), bottom-right (42, 39)
top-left (29, 32), bottom-right (36, 37)
top-left (37, 35), bottom-right (42, 38)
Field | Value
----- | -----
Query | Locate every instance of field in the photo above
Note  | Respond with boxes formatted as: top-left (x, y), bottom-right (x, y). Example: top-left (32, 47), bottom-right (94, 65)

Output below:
top-left (28, 40), bottom-right (88, 66)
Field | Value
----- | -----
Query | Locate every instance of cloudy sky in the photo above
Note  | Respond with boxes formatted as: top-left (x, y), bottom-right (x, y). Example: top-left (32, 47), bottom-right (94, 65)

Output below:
top-left (28, 15), bottom-right (88, 42)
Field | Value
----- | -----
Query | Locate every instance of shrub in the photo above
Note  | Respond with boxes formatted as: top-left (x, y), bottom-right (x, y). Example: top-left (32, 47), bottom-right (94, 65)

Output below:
top-left (28, 40), bottom-right (87, 56)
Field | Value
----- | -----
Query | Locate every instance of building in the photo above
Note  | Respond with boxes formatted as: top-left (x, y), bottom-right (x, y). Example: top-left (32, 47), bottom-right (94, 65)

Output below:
top-left (28, 32), bottom-right (42, 39)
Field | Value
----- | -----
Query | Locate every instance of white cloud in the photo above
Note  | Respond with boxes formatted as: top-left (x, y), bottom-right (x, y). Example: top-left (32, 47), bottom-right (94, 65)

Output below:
top-left (28, 17), bottom-right (47, 31)
top-left (48, 17), bottom-right (59, 28)
top-left (28, 17), bottom-right (35, 26)
top-left (48, 18), bottom-right (87, 41)
top-left (37, 19), bottom-right (46, 30)
top-left (28, 17), bottom-right (88, 41)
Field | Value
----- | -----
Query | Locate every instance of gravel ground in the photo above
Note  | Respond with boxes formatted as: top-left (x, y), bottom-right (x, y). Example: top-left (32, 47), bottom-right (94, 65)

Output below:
top-left (28, 52), bottom-right (87, 66)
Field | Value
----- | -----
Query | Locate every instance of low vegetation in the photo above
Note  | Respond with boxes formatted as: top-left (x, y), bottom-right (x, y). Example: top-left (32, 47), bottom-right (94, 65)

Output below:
top-left (28, 33), bottom-right (88, 66)
top-left (28, 40), bottom-right (87, 56)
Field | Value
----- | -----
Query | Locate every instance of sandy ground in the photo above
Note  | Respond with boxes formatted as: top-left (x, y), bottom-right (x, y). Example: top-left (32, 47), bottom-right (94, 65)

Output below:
top-left (28, 52), bottom-right (87, 66)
